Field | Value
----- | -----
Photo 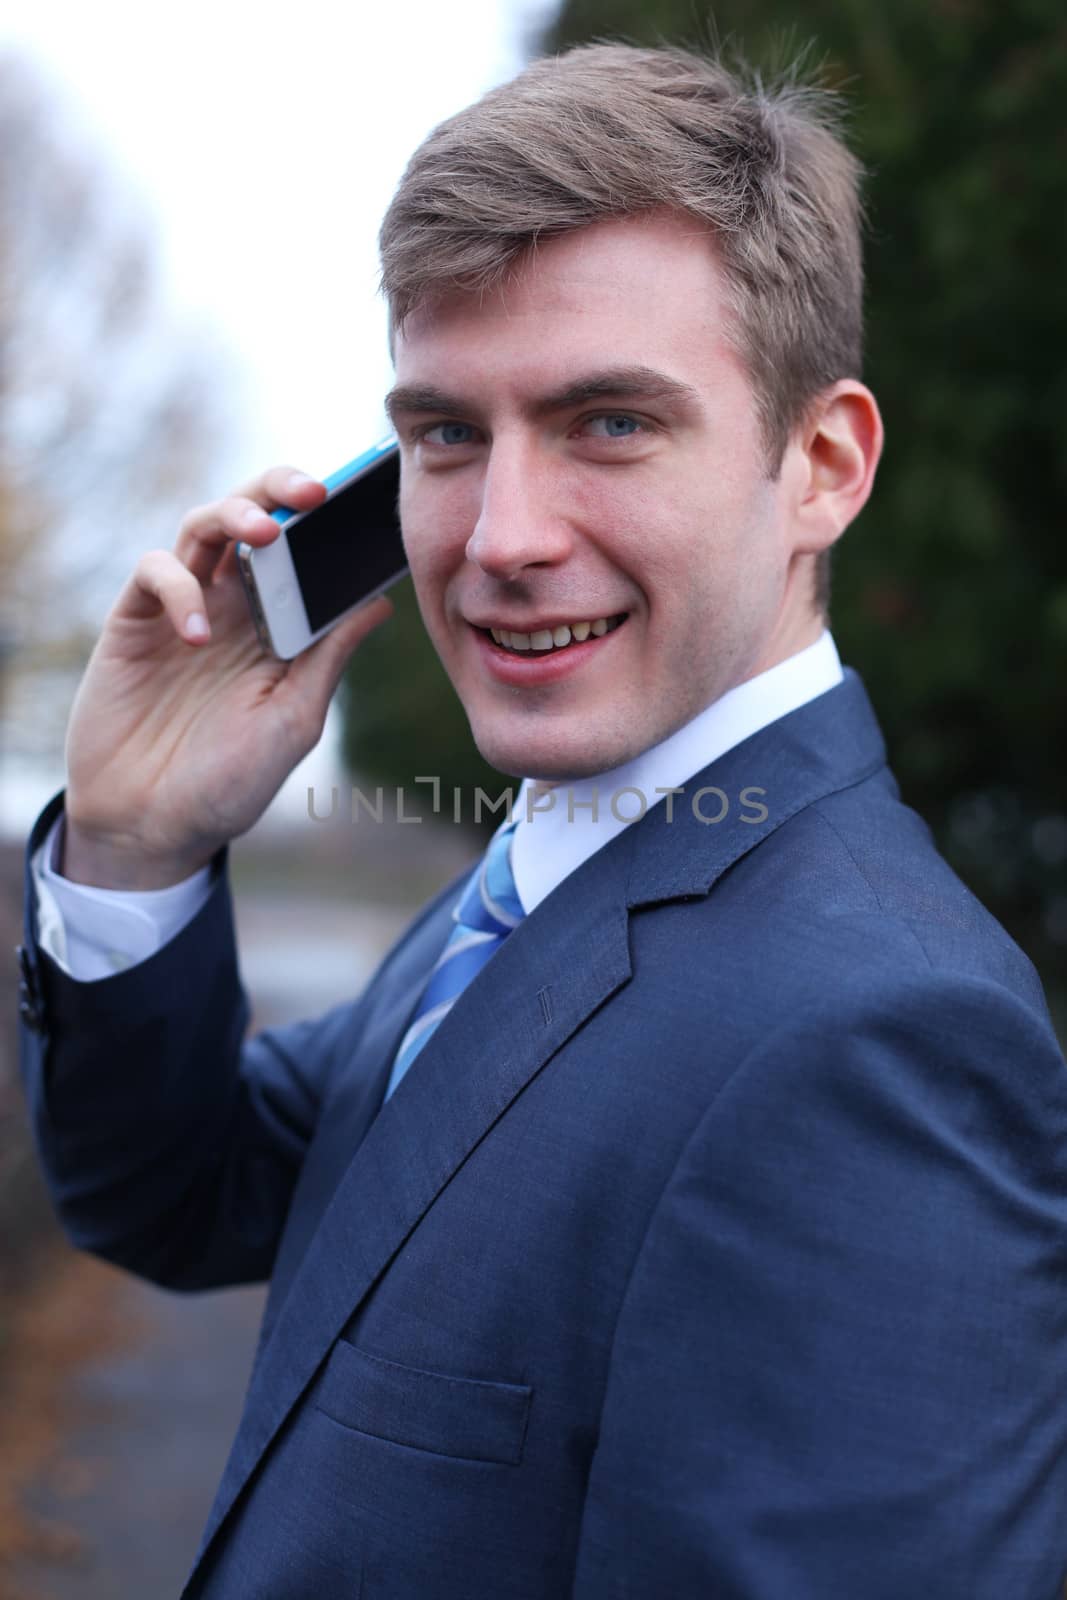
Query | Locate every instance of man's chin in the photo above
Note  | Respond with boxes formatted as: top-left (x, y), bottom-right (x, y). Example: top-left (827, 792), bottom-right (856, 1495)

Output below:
top-left (470, 721), bottom-right (635, 785)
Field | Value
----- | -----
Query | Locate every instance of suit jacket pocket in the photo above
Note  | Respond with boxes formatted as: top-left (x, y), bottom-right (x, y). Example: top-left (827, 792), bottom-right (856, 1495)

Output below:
top-left (314, 1340), bottom-right (532, 1465)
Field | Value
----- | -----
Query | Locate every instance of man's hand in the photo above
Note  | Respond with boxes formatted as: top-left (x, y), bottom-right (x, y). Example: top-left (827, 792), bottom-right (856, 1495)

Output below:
top-left (61, 465), bottom-right (393, 888)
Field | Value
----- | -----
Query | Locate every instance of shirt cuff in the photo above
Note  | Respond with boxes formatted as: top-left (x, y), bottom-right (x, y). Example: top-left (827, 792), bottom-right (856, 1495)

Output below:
top-left (30, 812), bottom-right (214, 982)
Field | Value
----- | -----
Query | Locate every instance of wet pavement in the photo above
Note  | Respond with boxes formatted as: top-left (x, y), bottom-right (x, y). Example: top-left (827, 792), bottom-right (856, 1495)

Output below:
top-left (10, 1271), bottom-right (266, 1600)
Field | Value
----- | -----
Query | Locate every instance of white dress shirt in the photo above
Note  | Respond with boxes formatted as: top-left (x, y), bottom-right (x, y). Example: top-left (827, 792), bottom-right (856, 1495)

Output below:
top-left (32, 631), bottom-right (843, 982)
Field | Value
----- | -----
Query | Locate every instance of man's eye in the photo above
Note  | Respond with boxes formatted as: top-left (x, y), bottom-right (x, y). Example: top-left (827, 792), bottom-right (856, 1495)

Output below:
top-left (582, 415), bottom-right (642, 438)
top-left (422, 422), bottom-right (477, 446)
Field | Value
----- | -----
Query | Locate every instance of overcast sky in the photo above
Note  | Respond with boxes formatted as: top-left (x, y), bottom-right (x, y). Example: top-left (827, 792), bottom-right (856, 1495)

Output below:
top-left (0, 0), bottom-right (557, 834)
top-left (1, 0), bottom-right (555, 475)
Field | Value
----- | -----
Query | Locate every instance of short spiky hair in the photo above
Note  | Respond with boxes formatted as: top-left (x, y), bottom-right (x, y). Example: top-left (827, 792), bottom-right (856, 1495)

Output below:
top-left (379, 42), bottom-right (867, 616)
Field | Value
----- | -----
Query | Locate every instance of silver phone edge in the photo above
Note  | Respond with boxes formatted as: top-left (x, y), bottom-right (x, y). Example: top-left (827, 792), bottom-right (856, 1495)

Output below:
top-left (236, 539), bottom-right (408, 661)
top-left (235, 541), bottom-right (280, 657)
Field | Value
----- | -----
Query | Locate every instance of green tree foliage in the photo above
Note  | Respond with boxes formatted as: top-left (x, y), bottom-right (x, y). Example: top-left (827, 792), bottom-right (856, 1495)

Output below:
top-left (340, 578), bottom-right (509, 830)
top-left (544, 0), bottom-right (1066, 999)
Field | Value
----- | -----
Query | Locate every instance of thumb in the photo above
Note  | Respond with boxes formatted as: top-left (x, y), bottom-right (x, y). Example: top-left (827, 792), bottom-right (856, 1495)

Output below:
top-left (280, 593), bottom-right (395, 729)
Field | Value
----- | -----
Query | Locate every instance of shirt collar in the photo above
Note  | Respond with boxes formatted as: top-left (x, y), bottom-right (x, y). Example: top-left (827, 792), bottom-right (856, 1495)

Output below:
top-left (510, 629), bottom-right (844, 914)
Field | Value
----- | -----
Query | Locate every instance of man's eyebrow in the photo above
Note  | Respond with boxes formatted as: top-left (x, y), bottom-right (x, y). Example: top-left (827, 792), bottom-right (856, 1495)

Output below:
top-left (532, 368), bottom-right (701, 415)
top-left (383, 367), bottom-right (701, 426)
top-left (384, 384), bottom-right (467, 425)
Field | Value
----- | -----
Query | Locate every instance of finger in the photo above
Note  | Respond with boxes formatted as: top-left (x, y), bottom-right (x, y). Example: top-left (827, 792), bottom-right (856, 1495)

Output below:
top-left (230, 464), bottom-right (327, 512)
top-left (174, 496), bottom-right (283, 588)
top-left (175, 468), bottom-right (327, 584)
top-left (275, 595), bottom-right (394, 744)
top-left (117, 549), bottom-right (214, 646)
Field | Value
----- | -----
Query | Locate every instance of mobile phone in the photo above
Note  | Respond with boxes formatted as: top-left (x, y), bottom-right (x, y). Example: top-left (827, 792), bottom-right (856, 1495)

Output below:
top-left (236, 438), bottom-right (406, 659)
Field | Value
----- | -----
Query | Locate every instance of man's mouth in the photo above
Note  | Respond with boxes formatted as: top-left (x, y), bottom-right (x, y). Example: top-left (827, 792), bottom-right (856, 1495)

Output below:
top-left (480, 614), bottom-right (627, 656)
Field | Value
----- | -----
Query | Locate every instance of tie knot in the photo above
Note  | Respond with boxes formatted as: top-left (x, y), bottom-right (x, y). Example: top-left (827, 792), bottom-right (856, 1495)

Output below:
top-left (454, 819), bottom-right (523, 935)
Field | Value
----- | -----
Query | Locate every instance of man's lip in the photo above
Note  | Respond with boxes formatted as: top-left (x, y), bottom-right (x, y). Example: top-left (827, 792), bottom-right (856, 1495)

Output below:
top-left (465, 611), bottom-right (628, 632)
top-left (470, 616), bottom-right (625, 684)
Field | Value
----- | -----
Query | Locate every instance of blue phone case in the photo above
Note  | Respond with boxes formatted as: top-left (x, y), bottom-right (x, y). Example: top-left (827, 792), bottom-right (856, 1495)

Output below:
top-left (270, 436), bottom-right (399, 526)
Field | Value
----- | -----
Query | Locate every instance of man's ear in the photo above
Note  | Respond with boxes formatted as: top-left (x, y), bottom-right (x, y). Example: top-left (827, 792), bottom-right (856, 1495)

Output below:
top-left (787, 380), bottom-right (884, 556)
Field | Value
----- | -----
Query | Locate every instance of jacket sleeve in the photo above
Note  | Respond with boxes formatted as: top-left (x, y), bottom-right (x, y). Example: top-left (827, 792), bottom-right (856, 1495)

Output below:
top-left (572, 971), bottom-right (1067, 1599)
top-left (16, 791), bottom-right (389, 1292)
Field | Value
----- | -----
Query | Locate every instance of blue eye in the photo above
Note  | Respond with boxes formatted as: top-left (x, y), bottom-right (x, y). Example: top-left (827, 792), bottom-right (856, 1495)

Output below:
top-left (585, 415), bottom-right (641, 438)
top-left (424, 422), bottom-right (476, 446)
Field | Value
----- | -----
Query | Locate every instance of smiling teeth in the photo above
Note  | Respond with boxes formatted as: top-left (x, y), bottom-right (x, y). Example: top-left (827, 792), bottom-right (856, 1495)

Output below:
top-left (489, 617), bottom-right (623, 653)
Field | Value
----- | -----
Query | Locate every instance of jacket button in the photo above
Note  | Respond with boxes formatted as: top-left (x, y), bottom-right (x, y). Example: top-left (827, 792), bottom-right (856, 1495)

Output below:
top-left (15, 943), bottom-right (45, 1034)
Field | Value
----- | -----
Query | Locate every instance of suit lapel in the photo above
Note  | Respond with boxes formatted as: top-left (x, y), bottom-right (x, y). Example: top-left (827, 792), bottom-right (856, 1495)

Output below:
top-left (192, 826), bottom-right (637, 1566)
top-left (626, 667), bottom-right (887, 907)
top-left (189, 667), bottom-right (888, 1574)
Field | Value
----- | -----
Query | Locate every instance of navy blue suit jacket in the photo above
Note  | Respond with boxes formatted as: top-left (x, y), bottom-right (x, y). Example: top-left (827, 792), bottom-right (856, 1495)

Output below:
top-left (17, 670), bottom-right (1067, 1597)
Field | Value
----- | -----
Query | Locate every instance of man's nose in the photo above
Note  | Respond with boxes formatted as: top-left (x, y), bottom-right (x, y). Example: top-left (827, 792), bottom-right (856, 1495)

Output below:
top-left (465, 442), bottom-right (574, 580)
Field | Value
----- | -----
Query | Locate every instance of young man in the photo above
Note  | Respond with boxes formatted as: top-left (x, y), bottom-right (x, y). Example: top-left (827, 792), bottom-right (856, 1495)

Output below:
top-left (17, 42), bottom-right (1067, 1598)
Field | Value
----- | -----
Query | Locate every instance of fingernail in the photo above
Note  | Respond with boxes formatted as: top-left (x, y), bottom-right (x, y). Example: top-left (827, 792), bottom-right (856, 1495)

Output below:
top-left (287, 472), bottom-right (316, 493)
top-left (186, 612), bottom-right (210, 641)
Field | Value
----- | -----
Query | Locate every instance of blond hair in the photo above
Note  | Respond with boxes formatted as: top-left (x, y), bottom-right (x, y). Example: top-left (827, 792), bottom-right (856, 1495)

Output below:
top-left (380, 42), bottom-right (867, 614)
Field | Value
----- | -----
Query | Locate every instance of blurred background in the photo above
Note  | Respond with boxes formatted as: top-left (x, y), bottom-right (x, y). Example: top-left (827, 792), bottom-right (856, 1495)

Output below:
top-left (1, 0), bottom-right (1064, 1593)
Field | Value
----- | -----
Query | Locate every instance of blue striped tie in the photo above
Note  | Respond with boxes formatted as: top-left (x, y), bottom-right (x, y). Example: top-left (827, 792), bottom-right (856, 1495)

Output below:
top-left (385, 821), bottom-right (524, 1099)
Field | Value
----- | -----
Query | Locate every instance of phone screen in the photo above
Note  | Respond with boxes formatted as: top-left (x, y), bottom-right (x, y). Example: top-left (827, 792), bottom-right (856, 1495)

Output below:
top-left (287, 449), bottom-right (405, 632)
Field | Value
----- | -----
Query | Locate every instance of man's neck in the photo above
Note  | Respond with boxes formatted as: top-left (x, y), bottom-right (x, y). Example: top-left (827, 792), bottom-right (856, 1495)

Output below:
top-left (509, 629), bottom-right (844, 915)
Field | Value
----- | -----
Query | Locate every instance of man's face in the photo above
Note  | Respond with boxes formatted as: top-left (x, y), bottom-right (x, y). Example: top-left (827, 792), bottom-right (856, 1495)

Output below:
top-left (389, 211), bottom-right (815, 780)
